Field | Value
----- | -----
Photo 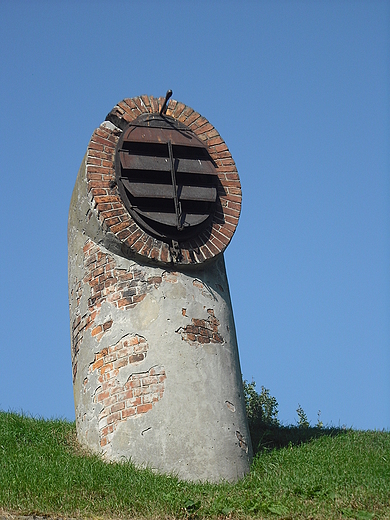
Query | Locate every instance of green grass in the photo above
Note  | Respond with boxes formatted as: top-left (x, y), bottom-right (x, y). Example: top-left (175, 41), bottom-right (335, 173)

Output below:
top-left (1, 411), bottom-right (389, 519)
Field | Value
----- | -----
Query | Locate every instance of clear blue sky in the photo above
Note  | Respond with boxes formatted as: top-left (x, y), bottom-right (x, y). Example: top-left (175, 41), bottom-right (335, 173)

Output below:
top-left (0, 0), bottom-right (389, 430)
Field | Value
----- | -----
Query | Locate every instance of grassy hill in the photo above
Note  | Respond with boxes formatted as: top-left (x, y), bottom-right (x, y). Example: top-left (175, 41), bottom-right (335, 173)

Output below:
top-left (0, 411), bottom-right (389, 519)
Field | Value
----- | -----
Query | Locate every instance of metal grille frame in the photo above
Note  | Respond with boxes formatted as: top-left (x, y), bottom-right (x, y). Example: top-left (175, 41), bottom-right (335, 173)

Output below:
top-left (85, 95), bottom-right (242, 266)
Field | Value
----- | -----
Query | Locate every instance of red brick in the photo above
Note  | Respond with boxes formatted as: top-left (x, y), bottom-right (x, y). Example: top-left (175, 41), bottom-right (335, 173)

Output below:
top-left (128, 353), bottom-right (145, 364)
top-left (141, 94), bottom-right (151, 109)
top-left (117, 298), bottom-right (131, 308)
top-left (185, 325), bottom-right (198, 334)
top-left (180, 249), bottom-right (191, 264)
top-left (92, 359), bottom-right (104, 371)
top-left (198, 327), bottom-right (209, 337)
top-left (122, 407), bottom-right (136, 419)
top-left (206, 136), bottom-right (223, 146)
top-left (185, 111), bottom-right (201, 126)
top-left (101, 424), bottom-right (114, 437)
top-left (191, 116), bottom-right (207, 128)
top-left (95, 127), bottom-right (110, 138)
top-left (110, 401), bottom-right (125, 413)
top-left (226, 186), bottom-right (241, 196)
top-left (214, 227), bottom-right (232, 243)
top-left (107, 411), bottom-right (121, 425)
top-left (128, 397), bottom-right (142, 407)
top-left (104, 216), bottom-right (120, 227)
top-left (100, 208), bottom-right (125, 219)
top-left (129, 338), bottom-right (143, 349)
top-left (210, 235), bottom-right (225, 252)
top-left (204, 128), bottom-right (219, 140)
top-left (133, 97), bottom-right (144, 112)
top-left (88, 142), bottom-right (104, 152)
top-left (225, 193), bottom-right (241, 204)
top-left (92, 266), bottom-right (104, 277)
top-left (88, 179), bottom-right (110, 190)
top-left (132, 294), bottom-right (146, 304)
top-left (195, 247), bottom-right (210, 261)
top-left (160, 244), bottom-right (170, 263)
top-left (137, 404), bottom-right (153, 414)
top-left (149, 246), bottom-right (160, 260)
top-left (91, 325), bottom-right (103, 337)
top-left (141, 375), bottom-right (158, 386)
top-left (120, 389), bottom-right (134, 400)
top-left (103, 320), bottom-right (113, 331)
top-left (194, 122), bottom-right (213, 135)
top-left (96, 390), bottom-right (110, 402)
top-left (86, 173), bottom-right (104, 183)
top-left (223, 205), bottom-right (240, 218)
top-left (202, 241), bottom-right (219, 257)
top-left (172, 102), bottom-right (186, 118)
top-left (216, 164), bottom-right (236, 173)
top-left (87, 157), bottom-right (101, 166)
top-left (83, 241), bottom-right (93, 253)
top-left (113, 358), bottom-right (128, 370)
top-left (150, 96), bottom-right (159, 113)
top-left (89, 135), bottom-right (113, 149)
top-left (147, 276), bottom-right (162, 285)
top-left (193, 319), bottom-right (206, 327)
top-left (110, 220), bottom-right (131, 234)
top-left (102, 395), bottom-right (118, 408)
top-left (89, 149), bottom-right (111, 160)
top-left (99, 407), bottom-right (110, 419)
top-left (130, 237), bottom-right (145, 253)
top-left (117, 229), bottom-right (131, 241)
top-left (120, 98), bottom-right (139, 112)
top-left (165, 99), bottom-right (177, 116)
top-left (94, 195), bottom-right (120, 204)
top-left (101, 363), bottom-right (113, 375)
top-left (125, 379), bottom-right (141, 389)
top-left (139, 236), bottom-right (153, 256)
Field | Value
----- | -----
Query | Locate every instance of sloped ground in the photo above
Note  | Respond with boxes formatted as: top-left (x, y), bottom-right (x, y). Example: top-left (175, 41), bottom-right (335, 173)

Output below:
top-left (1, 412), bottom-right (389, 520)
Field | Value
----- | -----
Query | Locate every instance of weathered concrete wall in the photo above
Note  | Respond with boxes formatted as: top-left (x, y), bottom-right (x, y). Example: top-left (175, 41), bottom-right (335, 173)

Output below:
top-left (68, 97), bottom-right (252, 482)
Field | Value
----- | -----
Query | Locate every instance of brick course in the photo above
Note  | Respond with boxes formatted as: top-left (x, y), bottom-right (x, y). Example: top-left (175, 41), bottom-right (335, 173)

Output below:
top-left (70, 239), bottom-right (166, 382)
top-left (85, 334), bottom-right (166, 448)
top-left (177, 309), bottom-right (223, 345)
top-left (85, 95), bottom-right (242, 265)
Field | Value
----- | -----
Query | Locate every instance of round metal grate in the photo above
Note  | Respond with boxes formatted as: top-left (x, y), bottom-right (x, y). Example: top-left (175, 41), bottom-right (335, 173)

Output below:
top-left (115, 112), bottom-right (219, 243)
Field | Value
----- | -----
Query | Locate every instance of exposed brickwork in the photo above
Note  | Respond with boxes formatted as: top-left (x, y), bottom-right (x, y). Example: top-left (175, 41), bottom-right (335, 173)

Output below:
top-left (236, 431), bottom-right (249, 453)
top-left (177, 309), bottom-right (223, 345)
top-left (71, 239), bottom-right (164, 381)
top-left (85, 334), bottom-right (166, 448)
top-left (86, 95), bottom-right (242, 265)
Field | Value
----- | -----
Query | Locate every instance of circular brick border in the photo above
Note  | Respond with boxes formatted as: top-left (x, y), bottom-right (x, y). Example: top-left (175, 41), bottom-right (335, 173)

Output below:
top-left (86, 95), bottom-right (242, 265)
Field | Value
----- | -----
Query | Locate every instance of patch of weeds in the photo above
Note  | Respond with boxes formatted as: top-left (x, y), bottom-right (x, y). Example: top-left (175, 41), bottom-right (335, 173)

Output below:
top-left (296, 404), bottom-right (310, 429)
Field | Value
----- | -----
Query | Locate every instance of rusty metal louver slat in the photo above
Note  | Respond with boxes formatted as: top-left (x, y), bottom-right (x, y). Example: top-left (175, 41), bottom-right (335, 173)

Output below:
top-left (119, 153), bottom-right (216, 175)
top-left (120, 179), bottom-right (216, 202)
top-left (115, 112), bottom-right (219, 243)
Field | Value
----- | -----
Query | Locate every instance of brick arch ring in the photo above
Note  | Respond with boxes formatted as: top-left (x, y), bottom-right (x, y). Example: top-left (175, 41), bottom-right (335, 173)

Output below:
top-left (86, 95), bottom-right (242, 265)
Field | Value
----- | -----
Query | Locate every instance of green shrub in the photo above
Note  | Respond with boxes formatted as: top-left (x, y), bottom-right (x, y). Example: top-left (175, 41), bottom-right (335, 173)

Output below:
top-left (242, 380), bottom-right (339, 454)
top-left (243, 379), bottom-right (279, 429)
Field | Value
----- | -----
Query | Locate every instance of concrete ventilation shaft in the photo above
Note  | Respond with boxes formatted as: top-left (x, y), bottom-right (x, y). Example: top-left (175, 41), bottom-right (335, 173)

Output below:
top-left (68, 92), bottom-right (252, 482)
